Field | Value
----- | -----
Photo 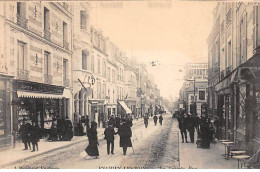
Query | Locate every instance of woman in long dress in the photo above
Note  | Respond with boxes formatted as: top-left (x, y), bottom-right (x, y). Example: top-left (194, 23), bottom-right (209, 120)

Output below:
top-left (85, 121), bottom-right (99, 159)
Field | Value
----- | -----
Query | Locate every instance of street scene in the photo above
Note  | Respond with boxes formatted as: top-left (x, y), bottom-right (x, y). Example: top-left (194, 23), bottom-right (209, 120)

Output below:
top-left (0, 0), bottom-right (260, 169)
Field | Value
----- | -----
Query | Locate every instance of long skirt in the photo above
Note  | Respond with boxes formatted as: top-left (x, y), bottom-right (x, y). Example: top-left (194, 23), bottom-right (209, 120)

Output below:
top-left (120, 137), bottom-right (132, 147)
top-left (201, 132), bottom-right (210, 148)
top-left (85, 142), bottom-right (99, 156)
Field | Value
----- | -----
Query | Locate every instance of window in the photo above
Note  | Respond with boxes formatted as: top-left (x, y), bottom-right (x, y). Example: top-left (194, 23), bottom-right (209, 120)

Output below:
top-left (199, 91), bottom-right (205, 100)
top-left (108, 67), bottom-right (111, 81)
top-left (80, 11), bottom-right (87, 30)
top-left (17, 2), bottom-right (27, 28)
top-left (102, 61), bottom-right (106, 77)
top-left (63, 22), bottom-right (68, 49)
top-left (227, 41), bottom-right (231, 68)
top-left (44, 7), bottom-right (50, 31)
top-left (82, 50), bottom-right (88, 70)
top-left (97, 82), bottom-right (101, 99)
top-left (112, 70), bottom-right (115, 82)
top-left (63, 59), bottom-right (68, 80)
top-left (44, 51), bottom-right (50, 75)
top-left (98, 58), bottom-right (101, 74)
top-left (91, 56), bottom-right (94, 72)
top-left (18, 41), bottom-right (26, 70)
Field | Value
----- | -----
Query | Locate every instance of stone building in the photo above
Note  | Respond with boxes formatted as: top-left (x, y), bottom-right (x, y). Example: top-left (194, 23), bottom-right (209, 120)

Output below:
top-left (0, 1), bottom-right (73, 147)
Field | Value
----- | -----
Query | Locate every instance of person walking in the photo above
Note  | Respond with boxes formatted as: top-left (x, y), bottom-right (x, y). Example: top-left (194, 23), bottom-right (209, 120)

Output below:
top-left (144, 114), bottom-right (149, 128)
top-left (85, 121), bottom-right (99, 159)
top-left (200, 115), bottom-right (211, 148)
top-left (159, 114), bottom-right (163, 125)
top-left (30, 120), bottom-right (40, 152)
top-left (153, 114), bottom-right (158, 126)
top-left (118, 118), bottom-right (132, 156)
top-left (19, 118), bottom-right (31, 150)
top-left (104, 122), bottom-right (116, 155)
top-left (178, 114), bottom-right (188, 143)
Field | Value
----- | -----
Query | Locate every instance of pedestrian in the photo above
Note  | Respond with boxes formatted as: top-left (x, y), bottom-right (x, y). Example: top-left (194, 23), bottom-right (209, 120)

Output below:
top-left (153, 114), bottom-right (158, 126)
top-left (159, 114), bottom-right (163, 125)
top-left (104, 121), bottom-right (116, 155)
top-left (186, 114), bottom-right (195, 143)
top-left (30, 120), bottom-right (40, 152)
top-left (118, 118), bottom-right (132, 155)
top-left (177, 114), bottom-right (188, 143)
top-left (115, 116), bottom-right (121, 128)
top-left (108, 115), bottom-right (116, 128)
top-left (19, 118), bottom-right (31, 150)
top-left (144, 114), bottom-right (149, 128)
top-left (200, 114), bottom-right (211, 148)
top-left (85, 121), bottom-right (99, 159)
top-left (127, 115), bottom-right (133, 127)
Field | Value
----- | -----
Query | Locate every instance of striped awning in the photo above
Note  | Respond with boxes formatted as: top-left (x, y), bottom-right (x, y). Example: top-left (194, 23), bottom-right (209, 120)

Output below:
top-left (118, 101), bottom-right (132, 114)
top-left (17, 91), bottom-right (63, 99)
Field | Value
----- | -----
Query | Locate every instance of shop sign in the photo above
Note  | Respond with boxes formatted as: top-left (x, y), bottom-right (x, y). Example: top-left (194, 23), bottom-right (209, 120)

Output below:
top-left (16, 81), bottom-right (64, 94)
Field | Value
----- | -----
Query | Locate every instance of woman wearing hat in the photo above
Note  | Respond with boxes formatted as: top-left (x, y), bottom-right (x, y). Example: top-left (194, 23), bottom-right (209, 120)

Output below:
top-left (85, 121), bottom-right (99, 159)
top-left (118, 118), bottom-right (132, 155)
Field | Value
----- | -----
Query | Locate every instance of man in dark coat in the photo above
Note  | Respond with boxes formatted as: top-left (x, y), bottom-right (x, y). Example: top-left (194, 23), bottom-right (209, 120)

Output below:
top-left (86, 121), bottom-right (99, 158)
top-left (115, 116), bottom-right (121, 128)
top-left (118, 118), bottom-right (132, 155)
top-left (144, 114), bottom-right (149, 128)
top-left (159, 114), bottom-right (163, 125)
top-left (19, 118), bottom-right (31, 150)
top-left (104, 122), bottom-right (116, 155)
top-left (153, 114), bottom-right (158, 126)
top-left (108, 115), bottom-right (116, 128)
top-left (30, 121), bottom-right (40, 152)
top-left (178, 114), bottom-right (188, 143)
top-left (186, 114), bottom-right (195, 143)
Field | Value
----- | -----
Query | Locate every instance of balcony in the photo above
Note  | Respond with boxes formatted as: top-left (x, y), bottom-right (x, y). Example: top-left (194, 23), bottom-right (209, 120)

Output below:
top-left (63, 40), bottom-right (69, 50)
top-left (44, 29), bottom-right (51, 41)
top-left (17, 14), bottom-right (28, 29)
top-left (44, 74), bottom-right (53, 84)
top-left (17, 69), bottom-right (29, 80)
top-left (63, 79), bottom-right (70, 87)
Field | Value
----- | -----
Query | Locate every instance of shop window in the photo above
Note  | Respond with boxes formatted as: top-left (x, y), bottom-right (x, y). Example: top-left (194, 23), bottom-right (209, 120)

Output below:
top-left (238, 85), bottom-right (246, 132)
top-left (199, 91), bottom-right (205, 100)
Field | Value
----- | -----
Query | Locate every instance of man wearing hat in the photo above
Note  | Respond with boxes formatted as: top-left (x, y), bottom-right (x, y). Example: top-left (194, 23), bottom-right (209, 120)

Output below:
top-left (104, 121), bottom-right (116, 155)
top-left (118, 118), bottom-right (132, 155)
top-left (19, 118), bottom-right (31, 150)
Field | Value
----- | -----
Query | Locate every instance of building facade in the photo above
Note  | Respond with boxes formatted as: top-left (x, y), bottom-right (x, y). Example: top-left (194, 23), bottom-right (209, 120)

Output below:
top-left (208, 2), bottom-right (260, 156)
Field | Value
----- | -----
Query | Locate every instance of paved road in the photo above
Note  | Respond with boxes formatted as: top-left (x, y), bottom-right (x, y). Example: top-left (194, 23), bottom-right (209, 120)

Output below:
top-left (7, 114), bottom-right (179, 169)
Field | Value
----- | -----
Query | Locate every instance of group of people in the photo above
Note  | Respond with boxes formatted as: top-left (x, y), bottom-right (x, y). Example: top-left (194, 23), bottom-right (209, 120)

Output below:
top-left (84, 115), bottom-right (134, 159)
top-left (177, 113), bottom-right (214, 148)
top-left (19, 118), bottom-right (40, 152)
top-left (144, 114), bottom-right (163, 128)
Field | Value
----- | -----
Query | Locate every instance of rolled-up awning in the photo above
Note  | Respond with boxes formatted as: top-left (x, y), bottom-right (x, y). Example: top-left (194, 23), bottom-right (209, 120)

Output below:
top-left (118, 101), bottom-right (132, 114)
top-left (17, 91), bottom-right (63, 99)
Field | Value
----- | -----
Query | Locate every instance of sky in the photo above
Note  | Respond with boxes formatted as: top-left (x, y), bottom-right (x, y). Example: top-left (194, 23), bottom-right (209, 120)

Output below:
top-left (89, 1), bottom-right (217, 101)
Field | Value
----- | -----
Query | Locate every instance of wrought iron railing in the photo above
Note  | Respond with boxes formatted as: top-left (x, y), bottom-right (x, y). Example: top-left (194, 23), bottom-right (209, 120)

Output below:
top-left (17, 69), bottom-right (29, 80)
top-left (17, 14), bottom-right (28, 29)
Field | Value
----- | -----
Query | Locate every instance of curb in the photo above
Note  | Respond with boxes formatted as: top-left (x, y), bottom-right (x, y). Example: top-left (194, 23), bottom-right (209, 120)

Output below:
top-left (1, 119), bottom-right (144, 168)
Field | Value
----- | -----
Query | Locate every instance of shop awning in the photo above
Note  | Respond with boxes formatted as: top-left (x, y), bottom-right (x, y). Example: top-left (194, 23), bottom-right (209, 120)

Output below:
top-left (17, 91), bottom-right (63, 99)
top-left (118, 101), bottom-right (132, 114)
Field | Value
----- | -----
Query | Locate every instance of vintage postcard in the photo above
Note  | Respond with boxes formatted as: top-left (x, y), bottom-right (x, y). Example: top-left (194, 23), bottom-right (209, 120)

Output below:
top-left (0, 0), bottom-right (259, 169)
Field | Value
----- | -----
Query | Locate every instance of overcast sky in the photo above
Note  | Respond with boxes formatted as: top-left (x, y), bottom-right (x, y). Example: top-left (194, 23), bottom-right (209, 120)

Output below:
top-left (89, 1), bottom-right (217, 101)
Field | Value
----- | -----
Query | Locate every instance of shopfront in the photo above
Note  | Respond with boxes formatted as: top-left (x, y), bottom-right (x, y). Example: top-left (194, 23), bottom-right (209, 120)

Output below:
top-left (13, 80), bottom-right (69, 139)
top-left (0, 75), bottom-right (12, 148)
top-left (88, 99), bottom-right (106, 128)
top-left (118, 101), bottom-right (132, 118)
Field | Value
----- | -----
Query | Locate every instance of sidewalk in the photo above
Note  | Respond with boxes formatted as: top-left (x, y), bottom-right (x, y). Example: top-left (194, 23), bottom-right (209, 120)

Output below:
top-left (0, 119), bottom-right (143, 168)
top-left (179, 132), bottom-right (237, 169)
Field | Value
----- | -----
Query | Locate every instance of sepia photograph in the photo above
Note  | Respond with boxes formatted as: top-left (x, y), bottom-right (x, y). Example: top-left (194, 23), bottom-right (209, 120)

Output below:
top-left (0, 0), bottom-right (260, 169)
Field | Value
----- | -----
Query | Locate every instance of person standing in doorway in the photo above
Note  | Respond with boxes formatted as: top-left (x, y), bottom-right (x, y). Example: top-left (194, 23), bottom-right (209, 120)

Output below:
top-left (118, 118), bottom-right (132, 156)
top-left (153, 114), bottom-right (158, 126)
top-left (104, 122), bottom-right (116, 155)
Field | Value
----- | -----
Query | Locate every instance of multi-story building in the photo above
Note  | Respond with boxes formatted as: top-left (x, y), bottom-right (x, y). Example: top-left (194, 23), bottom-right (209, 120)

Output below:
top-left (0, 1), bottom-right (73, 147)
top-left (178, 63), bottom-right (208, 116)
top-left (208, 2), bottom-right (260, 156)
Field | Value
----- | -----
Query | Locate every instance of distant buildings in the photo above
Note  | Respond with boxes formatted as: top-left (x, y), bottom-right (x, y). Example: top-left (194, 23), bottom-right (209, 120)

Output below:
top-left (178, 63), bottom-right (208, 116)
top-left (0, 2), bottom-right (161, 148)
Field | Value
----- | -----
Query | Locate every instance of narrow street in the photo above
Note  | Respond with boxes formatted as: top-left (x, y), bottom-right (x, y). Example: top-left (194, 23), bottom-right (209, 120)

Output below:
top-left (7, 114), bottom-right (179, 169)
